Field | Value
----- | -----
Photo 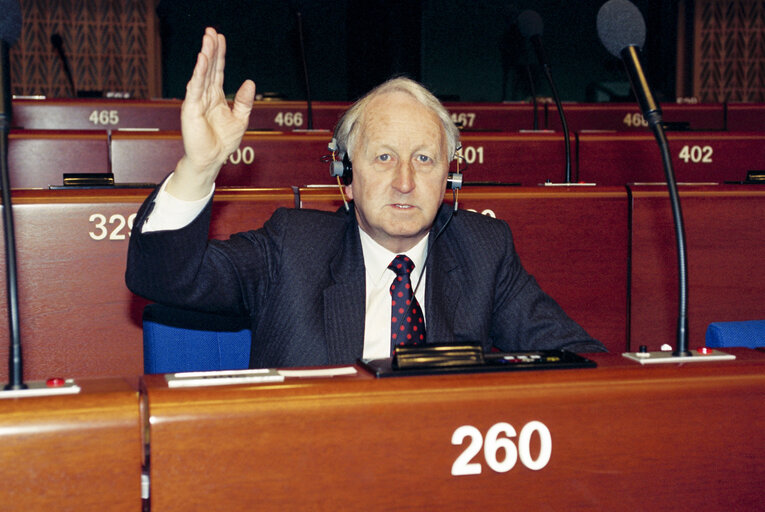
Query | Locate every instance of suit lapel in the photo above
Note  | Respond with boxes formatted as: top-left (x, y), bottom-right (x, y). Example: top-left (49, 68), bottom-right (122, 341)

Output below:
top-left (425, 206), bottom-right (462, 344)
top-left (323, 212), bottom-right (366, 363)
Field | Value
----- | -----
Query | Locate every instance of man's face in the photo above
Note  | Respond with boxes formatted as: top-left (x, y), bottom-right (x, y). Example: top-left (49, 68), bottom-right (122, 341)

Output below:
top-left (346, 91), bottom-right (449, 253)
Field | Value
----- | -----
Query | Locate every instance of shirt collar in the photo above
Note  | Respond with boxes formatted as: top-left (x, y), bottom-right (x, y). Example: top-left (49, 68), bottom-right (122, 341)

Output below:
top-left (358, 228), bottom-right (429, 284)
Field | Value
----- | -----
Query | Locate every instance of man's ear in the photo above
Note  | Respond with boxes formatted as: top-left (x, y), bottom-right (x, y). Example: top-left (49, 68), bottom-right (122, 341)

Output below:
top-left (345, 184), bottom-right (354, 200)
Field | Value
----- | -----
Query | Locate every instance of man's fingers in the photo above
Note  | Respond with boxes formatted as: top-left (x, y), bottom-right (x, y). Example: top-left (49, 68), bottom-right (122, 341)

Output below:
top-left (184, 51), bottom-right (208, 105)
top-left (212, 33), bottom-right (227, 91)
top-left (201, 29), bottom-right (218, 95)
top-left (231, 80), bottom-right (256, 124)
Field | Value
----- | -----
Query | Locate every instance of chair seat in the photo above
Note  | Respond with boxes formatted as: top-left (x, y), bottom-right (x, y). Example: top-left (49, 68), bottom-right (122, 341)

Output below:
top-left (705, 320), bottom-right (765, 349)
top-left (143, 303), bottom-right (251, 374)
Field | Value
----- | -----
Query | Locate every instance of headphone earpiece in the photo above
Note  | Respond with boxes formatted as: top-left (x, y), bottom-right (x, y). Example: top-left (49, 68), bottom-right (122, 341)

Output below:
top-left (330, 151), bottom-right (353, 185)
top-left (447, 171), bottom-right (462, 190)
top-left (446, 150), bottom-right (466, 190)
top-left (324, 138), bottom-right (352, 211)
top-left (328, 138), bottom-right (353, 184)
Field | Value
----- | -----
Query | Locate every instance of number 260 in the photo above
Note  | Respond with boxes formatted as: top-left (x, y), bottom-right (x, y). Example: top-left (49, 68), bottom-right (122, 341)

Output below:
top-left (451, 421), bottom-right (552, 476)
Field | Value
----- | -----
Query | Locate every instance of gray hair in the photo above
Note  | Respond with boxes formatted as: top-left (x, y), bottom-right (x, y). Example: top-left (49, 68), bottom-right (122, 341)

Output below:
top-left (333, 77), bottom-right (460, 162)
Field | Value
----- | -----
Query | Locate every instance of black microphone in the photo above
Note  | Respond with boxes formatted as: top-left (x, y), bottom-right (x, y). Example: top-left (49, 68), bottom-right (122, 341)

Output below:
top-left (51, 33), bottom-right (77, 97)
top-left (1, 0), bottom-right (22, 122)
top-left (517, 10), bottom-right (546, 68)
top-left (518, 10), bottom-right (571, 183)
top-left (1, 0), bottom-right (25, 390)
top-left (596, 0), bottom-right (661, 126)
top-left (597, 0), bottom-right (690, 358)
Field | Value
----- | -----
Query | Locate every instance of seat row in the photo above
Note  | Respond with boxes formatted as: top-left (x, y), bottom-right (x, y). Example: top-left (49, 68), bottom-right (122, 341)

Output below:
top-left (8, 129), bottom-right (765, 189)
top-left (12, 97), bottom-right (765, 132)
top-left (0, 184), bottom-right (762, 381)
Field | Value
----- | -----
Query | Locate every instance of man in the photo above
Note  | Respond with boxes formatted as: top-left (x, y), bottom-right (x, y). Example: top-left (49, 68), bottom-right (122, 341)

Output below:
top-left (126, 28), bottom-right (605, 368)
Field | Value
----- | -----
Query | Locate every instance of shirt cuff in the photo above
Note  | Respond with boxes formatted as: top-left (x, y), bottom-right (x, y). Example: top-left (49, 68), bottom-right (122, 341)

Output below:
top-left (141, 173), bottom-right (215, 233)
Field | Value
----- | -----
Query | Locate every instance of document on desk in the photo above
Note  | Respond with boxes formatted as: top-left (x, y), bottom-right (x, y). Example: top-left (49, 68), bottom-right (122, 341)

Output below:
top-left (166, 368), bottom-right (284, 388)
top-left (165, 366), bottom-right (357, 387)
top-left (277, 366), bottom-right (358, 378)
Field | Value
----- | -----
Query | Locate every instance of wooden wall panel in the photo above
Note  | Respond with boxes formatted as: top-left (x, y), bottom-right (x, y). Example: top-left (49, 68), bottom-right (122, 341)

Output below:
top-left (693, 0), bottom-right (765, 102)
top-left (10, 0), bottom-right (160, 99)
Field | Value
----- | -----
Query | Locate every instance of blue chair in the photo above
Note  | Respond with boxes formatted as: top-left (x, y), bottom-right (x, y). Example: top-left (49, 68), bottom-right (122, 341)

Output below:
top-left (705, 320), bottom-right (765, 349)
top-left (142, 303), bottom-right (252, 374)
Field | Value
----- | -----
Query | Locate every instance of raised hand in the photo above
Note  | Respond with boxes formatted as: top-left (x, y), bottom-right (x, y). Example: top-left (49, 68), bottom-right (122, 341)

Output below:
top-left (167, 27), bottom-right (255, 200)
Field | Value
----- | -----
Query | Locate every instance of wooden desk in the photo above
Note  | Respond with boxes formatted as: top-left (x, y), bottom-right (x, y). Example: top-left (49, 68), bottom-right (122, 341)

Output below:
top-left (143, 349), bottom-right (765, 511)
top-left (547, 103), bottom-right (725, 132)
top-left (0, 187), bottom-right (295, 381)
top-left (12, 98), bottom-right (184, 131)
top-left (8, 130), bottom-right (110, 188)
top-left (444, 102), bottom-right (539, 132)
top-left (577, 131), bottom-right (765, 185)
top-left (109, 131), bottom-right (334, 187)
top-left (629, 185), bottom-right (765, 350)
top-left (458, 132), bottom-right (574, 185)
top-left (725, 103), bottom-right (765, 131)
top-left (0, 378), bottom-right (141, 511)
top-left (298, 186), bottom-right (629, 352)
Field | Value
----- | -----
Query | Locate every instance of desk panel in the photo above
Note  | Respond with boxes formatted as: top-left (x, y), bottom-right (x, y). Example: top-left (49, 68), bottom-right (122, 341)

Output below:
top-left (8, 130), bottom-right (110, 188)
top-left (547, 103), bottom-right (725, 132)
top-left (110, 131), bottom-right (333, 187)
top-left (629, 185), bottom-right (765, 350)
top-left (0, 378), bottom-right (141, 511)
top-left (12, 98), bottom-right (184, 130)
top-left (247, 101), bottom-right (346, 130)
top-left (444, 102), bottom-right (539, 131)
top-left (458, 132), bottom-right (573, 185)
top-left (144, 351), bottom-right (765, 511)
top-left (0, 188), bottom-right (295, 380)
top-left (298, 186), bottom-right (629, 352)
top-left (577, 131), bottom-right (765, 185)
top-left (725, 103), bottom-right (765, 131)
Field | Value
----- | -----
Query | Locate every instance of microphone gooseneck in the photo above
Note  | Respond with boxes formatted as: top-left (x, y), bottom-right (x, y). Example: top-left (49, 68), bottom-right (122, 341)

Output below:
top-left (597, 0), bottom-right (690, 356)
top-left (518, 10), bottom-right (571, 183)
top-left (1, 0), bottom-right (26, 389)
top-left (295, 12), bottom-right (314, 130)
top-left (51, 33), bottom-right (77, 97)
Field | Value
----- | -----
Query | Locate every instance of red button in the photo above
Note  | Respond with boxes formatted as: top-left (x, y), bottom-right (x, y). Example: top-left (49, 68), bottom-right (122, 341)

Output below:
top-left (46, 377), bottom-right (65, 387)
top-left (697, 347), bottom-right (713, 355)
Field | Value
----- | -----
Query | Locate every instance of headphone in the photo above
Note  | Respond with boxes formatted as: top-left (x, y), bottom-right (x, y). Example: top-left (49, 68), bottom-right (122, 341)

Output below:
top-left (326, 138), bottom-right (465, 190)
top-left (328, 138), bottom-right (354, 185)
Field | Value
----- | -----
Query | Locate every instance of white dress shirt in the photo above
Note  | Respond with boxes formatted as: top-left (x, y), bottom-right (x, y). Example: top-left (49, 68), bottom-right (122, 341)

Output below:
top-left (141, 174), bottom-right (214, 233)
top-left (358, 229), bottom-right (428, 359)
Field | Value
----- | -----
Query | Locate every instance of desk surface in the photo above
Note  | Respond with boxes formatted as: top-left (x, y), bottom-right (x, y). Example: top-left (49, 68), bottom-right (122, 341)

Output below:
top-left (143, 349), bottom-right (765, 511)
top-left (0, 378), bottom-right (141, 511)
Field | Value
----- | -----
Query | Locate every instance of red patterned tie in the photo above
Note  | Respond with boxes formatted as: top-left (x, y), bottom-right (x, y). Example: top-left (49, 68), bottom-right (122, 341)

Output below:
top-left (389, 254), bottom-right (425, 352)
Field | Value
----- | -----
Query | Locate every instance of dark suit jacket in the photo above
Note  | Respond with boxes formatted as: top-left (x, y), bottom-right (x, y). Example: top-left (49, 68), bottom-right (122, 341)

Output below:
top-left (126, 189), bottom-right (604, 367)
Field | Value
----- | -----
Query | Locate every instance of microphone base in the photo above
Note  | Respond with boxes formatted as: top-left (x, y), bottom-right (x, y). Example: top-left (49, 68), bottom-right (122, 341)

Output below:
top-left (622, 349), bottom-right (735, 365)
top-left (1, 378), bottom-right (80, 399)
